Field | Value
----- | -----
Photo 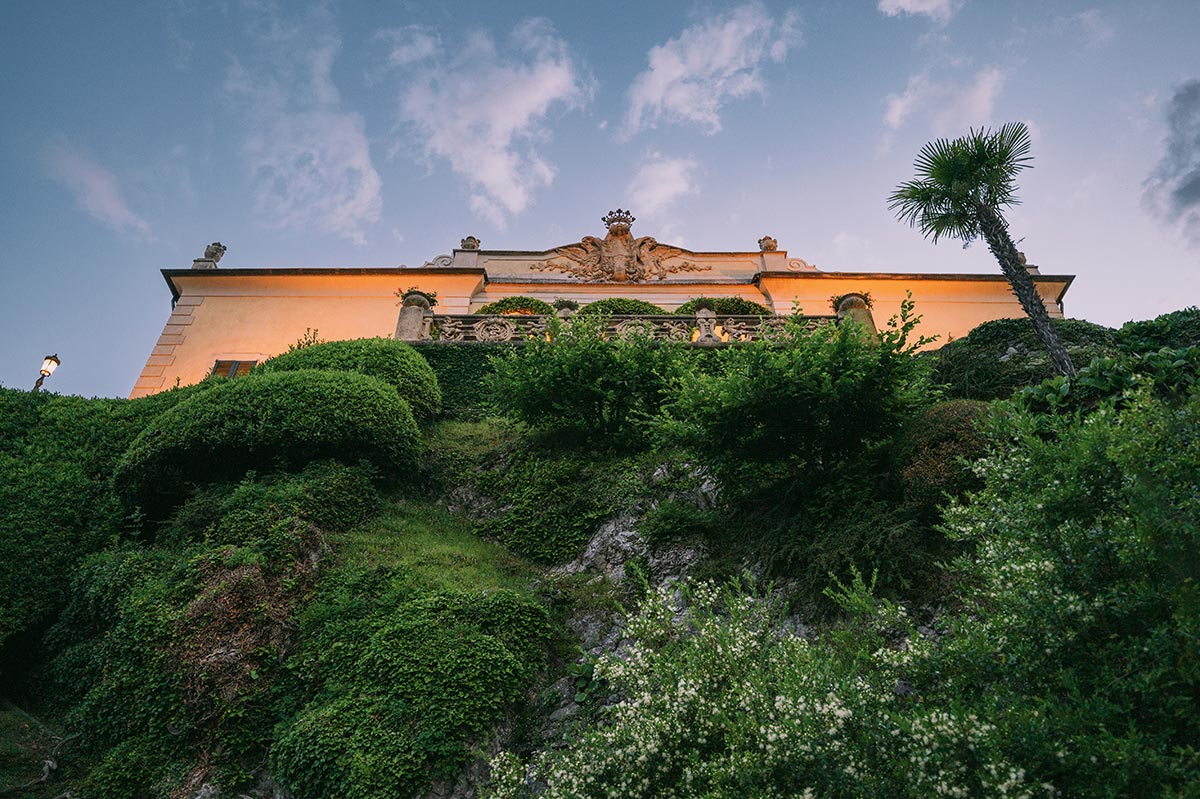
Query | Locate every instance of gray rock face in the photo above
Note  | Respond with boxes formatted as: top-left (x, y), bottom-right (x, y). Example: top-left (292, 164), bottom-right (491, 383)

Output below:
top-left (553, 511), bottom-right (706, 589)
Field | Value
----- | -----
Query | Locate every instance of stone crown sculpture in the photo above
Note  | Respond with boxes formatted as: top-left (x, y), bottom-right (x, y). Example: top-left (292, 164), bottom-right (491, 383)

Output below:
top-left (602, 208), bottom-right (636, 231)
top-left (204, 242), bottom-right (227, 263)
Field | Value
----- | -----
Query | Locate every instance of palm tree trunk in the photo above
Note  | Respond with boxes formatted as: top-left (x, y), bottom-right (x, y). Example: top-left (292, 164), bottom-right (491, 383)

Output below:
top-left (975, 204), bottom-right (1077, 377)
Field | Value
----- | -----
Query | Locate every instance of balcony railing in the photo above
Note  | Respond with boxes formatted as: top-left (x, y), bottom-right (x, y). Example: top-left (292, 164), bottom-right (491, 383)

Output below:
top-left (410, 313), bottom-right (839, 344)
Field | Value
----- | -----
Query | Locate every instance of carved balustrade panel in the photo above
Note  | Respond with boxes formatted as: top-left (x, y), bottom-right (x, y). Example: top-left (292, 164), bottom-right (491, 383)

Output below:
top-left (425, 314), bottom-right (836, 343)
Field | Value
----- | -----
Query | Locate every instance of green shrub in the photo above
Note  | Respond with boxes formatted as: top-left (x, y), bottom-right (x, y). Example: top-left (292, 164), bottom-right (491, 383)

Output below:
top-left (0, 387), bottom-right (209, 654)
top-left (577, 297), bottom-right (666, 316)
top-left (928, 317), bottom-right (1117, 400)
top-left (488, 315), bottom-right (687, 447)
top-left (1020, 345), bottom-right (1200, 416)
top-left (659, 304), bottom-right (936, 591)
top-left (673, 296), bottom-right (769, 315)
top-left (113, 370), bottom-right (420, 520)
top-left (257, 337), bottom-right (441, 422)
top-left (274, 569), bottom-right (550, 799)
top-left (414, 343), bottom-right (516, 418)
top-left (896, 399), bottom-right (991, 521)
top-left (476, 296), bottom-right (554, 315)
top-left (1116, 306), bottom-right (1200, 353)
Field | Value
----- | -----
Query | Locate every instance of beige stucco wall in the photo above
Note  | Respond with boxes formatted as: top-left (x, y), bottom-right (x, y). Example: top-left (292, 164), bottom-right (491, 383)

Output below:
top-left (130, 265), bottom-right (1071, 399)
top-left (130, 269), bottom-right (484, 397)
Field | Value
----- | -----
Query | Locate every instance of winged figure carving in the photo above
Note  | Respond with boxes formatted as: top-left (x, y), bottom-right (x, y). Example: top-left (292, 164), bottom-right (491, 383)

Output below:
top-left (537, 209), bottom-right (711, 282)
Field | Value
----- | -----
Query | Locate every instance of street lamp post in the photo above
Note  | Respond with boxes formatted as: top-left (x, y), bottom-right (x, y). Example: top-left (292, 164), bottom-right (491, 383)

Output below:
top-left (32, 354), bottom-right (60, 393)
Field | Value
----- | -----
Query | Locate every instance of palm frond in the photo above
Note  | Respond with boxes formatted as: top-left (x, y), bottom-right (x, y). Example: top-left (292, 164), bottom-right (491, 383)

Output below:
top-left (890, 122), bottom-right (1033, 243)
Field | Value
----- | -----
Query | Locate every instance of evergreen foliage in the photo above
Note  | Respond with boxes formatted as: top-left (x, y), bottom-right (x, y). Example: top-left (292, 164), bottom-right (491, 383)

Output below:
top-left (113, 370), bottom-right (420, 520)
top-left (475, 296), bottom-right (555, 315)
top-left (673, 296), bottom-right (769, 315)
top-left (1115, 305), bottom-right (1200, 352)
top-left (257, 337), bottom-right (442, 422)
top-left (577, 297), bottom-right (667, 316)
top-left (488, 315), bottom-right (687, 447)
top-left (928, 317), bottom-right (1117, 399)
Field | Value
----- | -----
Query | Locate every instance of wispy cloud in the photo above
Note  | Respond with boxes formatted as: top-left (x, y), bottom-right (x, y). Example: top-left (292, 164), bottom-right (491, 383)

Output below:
top-left (1069, 8), bottom-right (1116, 48)
top-left (44, 144), bottom-right (151, 238)
top-left (387, 18), bottom-right (590, 228)
top-left (622, 2), bottom-right (800, 139)
top-left (1145, 80), bottom-right (1200, 244)
top-left (878, 0), bottom-right (963, 24)
top-left (225, 11), bottom-right (381, 244)
top-left (884, 66), bottom-right (1004, 135)
top-left (626, 153), bottom-right (700, 216)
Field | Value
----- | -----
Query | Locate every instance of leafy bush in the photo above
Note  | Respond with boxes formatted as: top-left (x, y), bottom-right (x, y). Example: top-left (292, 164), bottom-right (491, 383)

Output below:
top-left (273, 569), bottom-right (550, 799)
top-left (487, 579), bottom-right (1035, 799)
top-left (489, 315), bottom-right (687, 447)
top-left (927, 317), bottom-right (1117, 400)
top-left (257, 337), bottom-right (441, 422)
top-left (673, 296), bottom-right (769, 315)
top-left (1116, 306), bottom-right (1200, 352)
top-left (896, 399), bottom-right (991, 521)
top-left (476, 296), bottom-right (554, 315)
top-left (660, 305), bottom-right (936, 589)
top-left (0, 387), bottom-right (210, 654)
top-left (577, 297), bottom-right (666, 316)
top-left (42, 464), bottom-right (384, 797)
top-left (1019, 345), bottom-right (1200, 416)
top-left (113, 370), bottom-right (420, 520)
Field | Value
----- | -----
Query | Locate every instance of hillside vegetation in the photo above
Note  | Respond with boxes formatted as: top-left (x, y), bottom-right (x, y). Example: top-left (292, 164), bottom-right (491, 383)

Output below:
top-left (1, 310), bottom-right (1198, 798)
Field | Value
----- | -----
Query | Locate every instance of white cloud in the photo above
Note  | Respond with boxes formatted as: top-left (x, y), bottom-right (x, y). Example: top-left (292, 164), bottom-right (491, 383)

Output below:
top-left (626, 153), bottom-right (700, 216)
top-left (622, 3), bottom-right (800, 138)
top-left (1072, 8), bottom-right (1116, 47)
top-left (44, 144), bottom-right (151, 238)
top-left (226, 22), bottom-right (382, 244)
top-left (884, 66), bottom-right (1005, 135)
top-left (378, 25), bottom-right (439, 66)
top-left (391, 19), bottom-right (589, 227)
top-left (878, 0), bottom-right (963, 23)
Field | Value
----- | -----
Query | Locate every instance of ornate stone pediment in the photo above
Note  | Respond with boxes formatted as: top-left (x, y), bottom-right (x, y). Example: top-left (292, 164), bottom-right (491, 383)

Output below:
top-left (535, 209), bottom-right (711, 282)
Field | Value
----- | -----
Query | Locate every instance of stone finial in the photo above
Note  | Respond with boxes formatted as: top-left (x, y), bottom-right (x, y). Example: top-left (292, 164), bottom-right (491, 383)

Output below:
top-left (758, 235), bottom-right (778, 252)
top-left (460, 235), bottom-right (480, 250)
top-left (1017, 251), bottom-right (1040, 274)
top-left (204, 242), bottom-right (227, 263)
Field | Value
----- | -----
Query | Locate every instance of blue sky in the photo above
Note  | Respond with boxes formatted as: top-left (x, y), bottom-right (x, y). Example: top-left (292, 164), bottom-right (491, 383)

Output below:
top-left (2, 0), bottom-right (1198, 397)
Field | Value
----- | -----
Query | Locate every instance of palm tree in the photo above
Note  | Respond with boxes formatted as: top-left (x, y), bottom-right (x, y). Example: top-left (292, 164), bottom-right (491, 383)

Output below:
top-left (889, 122), bottom-right (1077, 377)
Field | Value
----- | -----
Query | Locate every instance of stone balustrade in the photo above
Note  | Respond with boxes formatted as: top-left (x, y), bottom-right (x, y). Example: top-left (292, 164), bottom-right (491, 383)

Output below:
top-left (397, 312), bottom-right (839, 344)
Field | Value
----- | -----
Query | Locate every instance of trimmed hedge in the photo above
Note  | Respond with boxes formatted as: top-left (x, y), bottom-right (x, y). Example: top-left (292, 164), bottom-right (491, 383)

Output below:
top-left (475, 296), bottom-right (554, 315)
top-left (113, 370), bottom-right (420, 519)
top-left (674, 296), bottom-right (770, 316)
top-left (257, 338), bottom-right (441, 422)
top-left (928, 317), bottom-right (1117, 400)
top-left (413, 343), bottom-right (516, 418)
top-left (577, 298), bottom-right (666, 316)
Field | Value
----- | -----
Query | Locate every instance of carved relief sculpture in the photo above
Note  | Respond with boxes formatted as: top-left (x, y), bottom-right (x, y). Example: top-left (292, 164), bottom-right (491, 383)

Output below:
top-left (536, 209), bottom-right (711, 282)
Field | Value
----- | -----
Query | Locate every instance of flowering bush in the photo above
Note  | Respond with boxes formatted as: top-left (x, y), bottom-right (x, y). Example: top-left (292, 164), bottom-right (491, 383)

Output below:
top-left (486, 579), bottom-right (1036, 799)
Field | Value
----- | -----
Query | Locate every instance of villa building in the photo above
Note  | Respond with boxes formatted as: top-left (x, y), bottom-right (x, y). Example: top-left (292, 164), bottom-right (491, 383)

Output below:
top-left (129, 210), bottom-right (1073, 398)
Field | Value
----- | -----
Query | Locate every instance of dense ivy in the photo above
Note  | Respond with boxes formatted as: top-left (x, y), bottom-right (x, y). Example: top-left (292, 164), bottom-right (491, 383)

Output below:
top-left (256, 337), bottom-right (442, 422)
top-left (414, 343), bottom-right (517, 417)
